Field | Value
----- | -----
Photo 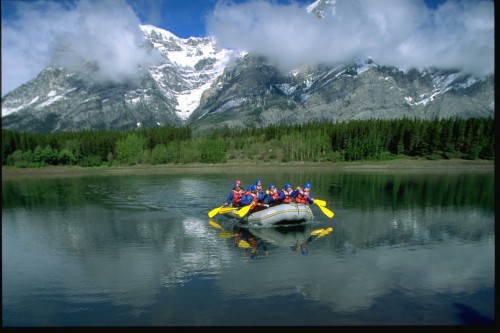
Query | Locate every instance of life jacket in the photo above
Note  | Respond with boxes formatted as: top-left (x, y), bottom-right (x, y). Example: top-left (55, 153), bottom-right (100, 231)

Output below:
top-left (269, 190), bottom-right (280, 201)
top-left (243, 191), bottom-right (260, 209)
top-left (295, 190), bottom-right (308, 204)
top-left (231, 187), bottom-right (243, 205)
top-left (282, 188), bottom-right (294, 203)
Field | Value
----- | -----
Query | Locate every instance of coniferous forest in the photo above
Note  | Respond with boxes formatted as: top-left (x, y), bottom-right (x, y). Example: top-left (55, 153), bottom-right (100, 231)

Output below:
top-left (1, 117), bottom-right (494, 168)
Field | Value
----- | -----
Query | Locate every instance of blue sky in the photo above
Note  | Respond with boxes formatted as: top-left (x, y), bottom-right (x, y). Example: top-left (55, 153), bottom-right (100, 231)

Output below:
top-left (1, 0), bottom-right (494, 97)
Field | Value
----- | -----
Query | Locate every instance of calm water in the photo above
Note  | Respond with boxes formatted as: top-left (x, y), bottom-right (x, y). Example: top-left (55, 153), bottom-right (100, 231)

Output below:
top-left (2, 167), bottom-right (495, 326)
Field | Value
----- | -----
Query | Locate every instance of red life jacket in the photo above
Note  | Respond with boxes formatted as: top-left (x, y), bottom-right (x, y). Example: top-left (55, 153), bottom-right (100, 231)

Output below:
top-left (295, 190), bottom-right (308, 204)
top-left (270, 190), bottom-right (280, 201)
top-left (282, 188), bottom-right (294, 203)
top-left (231, 187), bottom-right (243, 205)
top-left (243, 191), bottom-right (260, 209)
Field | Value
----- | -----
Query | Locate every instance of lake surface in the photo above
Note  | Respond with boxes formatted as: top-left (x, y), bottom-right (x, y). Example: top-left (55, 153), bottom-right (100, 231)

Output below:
top-left (2, 167), bottom-right (495, 326)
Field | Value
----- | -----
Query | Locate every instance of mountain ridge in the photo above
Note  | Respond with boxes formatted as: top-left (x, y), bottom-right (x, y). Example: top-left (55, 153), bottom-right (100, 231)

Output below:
top-left (1, 23), bottom-right (494, 134)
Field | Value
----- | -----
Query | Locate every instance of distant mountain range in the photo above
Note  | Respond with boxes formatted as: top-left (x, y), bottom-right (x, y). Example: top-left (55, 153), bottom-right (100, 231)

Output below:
top-left (1, 3), bottom-right (494, 134)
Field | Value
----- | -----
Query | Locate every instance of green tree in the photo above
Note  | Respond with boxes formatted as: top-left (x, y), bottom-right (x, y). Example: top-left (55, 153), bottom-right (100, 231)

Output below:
top-left (115, 133), bottom-right (148, 165)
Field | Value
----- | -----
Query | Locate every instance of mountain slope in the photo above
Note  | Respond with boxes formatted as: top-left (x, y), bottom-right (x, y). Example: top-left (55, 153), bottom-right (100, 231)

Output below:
top-left (1, 26), bottom-right (494, 134)
top-left (1, 25), bottom-right (234, 132)
top-left (188, 55), bottom-right (494, 134)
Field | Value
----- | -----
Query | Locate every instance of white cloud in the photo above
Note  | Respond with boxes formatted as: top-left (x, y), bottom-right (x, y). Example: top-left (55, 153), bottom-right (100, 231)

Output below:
top-left (1, 0), bottom-right (493, 97)
top-left (1, 0), bottom-right (161, 96)
top-left (207, 0), bottom-right (494, 75)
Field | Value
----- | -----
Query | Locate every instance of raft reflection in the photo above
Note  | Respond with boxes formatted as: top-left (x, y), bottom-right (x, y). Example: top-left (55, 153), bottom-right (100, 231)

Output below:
top-left (209, 221), bottom-right (334, 259)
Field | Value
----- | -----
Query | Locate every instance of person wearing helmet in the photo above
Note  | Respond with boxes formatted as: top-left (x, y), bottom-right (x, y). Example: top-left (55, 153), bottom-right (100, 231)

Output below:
top-left (254, 179), bottom-right (263, 194)
top-left (292, 182), bottom-right (315, 205)
top-left (223, 179), bottom-right (244, 207)
top-left (279, 183), bottom-right (294, 204)
top-left (265, 184), bottom-right (281, 206)
top-left (240, 184), bottom-right (265, 209)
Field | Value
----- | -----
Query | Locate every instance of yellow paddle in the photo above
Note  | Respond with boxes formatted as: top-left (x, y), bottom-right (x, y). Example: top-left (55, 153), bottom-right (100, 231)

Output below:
top-left (317, 227), bottom-right (333, 238)
top-left (310, 227), bottom-right (333, 237)
top-left (314, 201), bottom-right (334, 218)
top-left (237, 203), bottom-right (253, 217)
top-left (314, 199), bottom-right (327, 206)
top-left (219, 231), bottom-right (233, 238)
top-left (209, 220), bottom-right (223, 229)
top-left (208, 205), bottom-right (224, 218)
top-left (219, 207), bottom-right (237, 214)
top-left (238, 240), bottom-right (251, 248)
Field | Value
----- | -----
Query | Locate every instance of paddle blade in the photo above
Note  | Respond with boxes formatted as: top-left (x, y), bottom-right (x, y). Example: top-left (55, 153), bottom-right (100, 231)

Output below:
top-left (318, 227), bottom-right (333, 238)
top-left (311, 227), bottom-right (333, 238)
top-left (208, 206), bottom-right (223, 218)
top-left (310, 228), bottom-right (324, 236)
top-left (219, 207), bottom-right (237, 214)
top-left (209, 220), bottom-right (223, 229)
top-left (219, 231), bottom-right (233, 239)
top-left (238, 204), bottom-right (252, 217)
top-left (316, 202), bottom-right (334, 218)
top-left (314, 199), bottom-right (327, 207)
top-left (238, 240), bottom-right (251, 248)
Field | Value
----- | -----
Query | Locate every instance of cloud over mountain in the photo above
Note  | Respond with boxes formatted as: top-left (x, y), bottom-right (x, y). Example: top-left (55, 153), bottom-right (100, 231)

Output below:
top-left (207, 0), bottom-right (494, 75)
top-left (49, 0), bottom-right (162, 84)
top-left (1, 0), bottom-right (161, 95)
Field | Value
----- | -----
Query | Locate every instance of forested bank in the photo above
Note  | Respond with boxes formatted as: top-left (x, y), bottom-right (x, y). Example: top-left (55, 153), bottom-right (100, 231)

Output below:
top-left (2, 117), bottom-right (494, 168)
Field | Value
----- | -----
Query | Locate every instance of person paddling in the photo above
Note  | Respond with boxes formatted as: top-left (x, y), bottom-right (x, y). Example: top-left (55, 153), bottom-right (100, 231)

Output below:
top-left (265, 184), bottom-right (281, 206)
top-left (240, 184), bottom-right (265, 211)
top-left (279, 183), bottom-right (294, 204)
top-left (292, 182), bottom-right (315, 205)
top-left (223, 179), bottom-right (244, 207)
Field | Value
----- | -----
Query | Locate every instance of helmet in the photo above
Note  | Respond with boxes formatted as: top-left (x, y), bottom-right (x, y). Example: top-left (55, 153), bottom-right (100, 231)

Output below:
top-left (235, 180), bottom-right (241, 187)
top-left (255, 179), bottom-right (261, 184)
top-left (269, 184), bottom-right (275, 190)
top-left (285, 183), bottom-right (291, 189)
top-left (304, 182), bottom-right (312, 189)
top-left (250, 184), bottom-right (257, 191)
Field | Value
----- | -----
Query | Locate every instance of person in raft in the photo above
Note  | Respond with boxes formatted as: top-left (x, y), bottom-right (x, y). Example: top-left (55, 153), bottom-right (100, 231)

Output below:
top-left (223, 179), bottom-right (245, 207)
top-left (264, 184), bottom-right (281, 206)
top-left (292, 182), bottom-right (316, 205)
top-left (278, 183), bottom-right (295, 204)
top-left (254, 179), bottom-right (263, 194)
top-left (240, 184), bottom-right (265, 210)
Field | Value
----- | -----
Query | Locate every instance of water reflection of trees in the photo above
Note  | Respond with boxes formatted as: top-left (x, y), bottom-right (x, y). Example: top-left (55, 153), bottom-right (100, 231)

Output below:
top-left (329, 172), bottom-right (494, 210)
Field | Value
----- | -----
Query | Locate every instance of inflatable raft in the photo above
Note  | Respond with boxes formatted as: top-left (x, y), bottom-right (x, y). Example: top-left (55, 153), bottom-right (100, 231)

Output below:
top-left (224, 203), bottom-right (314, 227)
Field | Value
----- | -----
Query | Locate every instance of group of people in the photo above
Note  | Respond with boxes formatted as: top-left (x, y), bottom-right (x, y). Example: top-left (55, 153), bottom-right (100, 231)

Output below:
top-left (222, 179), bottom-right (316, 211)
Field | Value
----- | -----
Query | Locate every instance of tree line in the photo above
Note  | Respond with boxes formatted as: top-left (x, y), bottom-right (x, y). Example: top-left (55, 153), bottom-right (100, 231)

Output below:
top-left (2, 117), bottom-right (494, 168)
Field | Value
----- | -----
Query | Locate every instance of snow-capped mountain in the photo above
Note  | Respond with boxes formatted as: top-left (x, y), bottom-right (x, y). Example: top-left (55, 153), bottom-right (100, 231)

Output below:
top-left (1, 8), bottom-right (494, 134)
top-left (1, 25), bottom-right (238, 132)
top-left (187, 54), bottom-right (493, 133)
top-left (140, 25), bottom-right (234, 121)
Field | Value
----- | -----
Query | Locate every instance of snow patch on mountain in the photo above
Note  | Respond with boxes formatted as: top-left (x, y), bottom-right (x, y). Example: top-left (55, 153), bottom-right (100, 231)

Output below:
top-left (140, 24), bottom-right (234, 120)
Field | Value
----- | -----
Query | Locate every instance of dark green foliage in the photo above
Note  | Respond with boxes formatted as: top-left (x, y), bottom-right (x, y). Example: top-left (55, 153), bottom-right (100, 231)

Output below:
top-left (2, 117), bottom-right (494, 167)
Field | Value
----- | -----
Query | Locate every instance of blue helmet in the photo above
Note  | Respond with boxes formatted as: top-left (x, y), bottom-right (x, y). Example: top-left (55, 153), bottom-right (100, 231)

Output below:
top-left (304, 182), bottom-right (312, 189)
top-left (269, 184), bottom-right (275, 190)
top-left (284, 183), bottom-right (291, 189)
top-left (255, 179), bottom-right (261, 184)
top-left (250, 184), bottom-right (257, 191)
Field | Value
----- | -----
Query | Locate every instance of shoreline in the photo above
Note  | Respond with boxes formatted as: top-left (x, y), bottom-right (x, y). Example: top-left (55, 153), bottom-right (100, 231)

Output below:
top-left (1, 158), bottom-right (494, 181)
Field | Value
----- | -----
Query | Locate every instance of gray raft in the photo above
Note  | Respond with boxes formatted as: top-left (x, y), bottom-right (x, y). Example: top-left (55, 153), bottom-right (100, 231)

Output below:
top-left (225, 203), bottom-right (313, 227)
